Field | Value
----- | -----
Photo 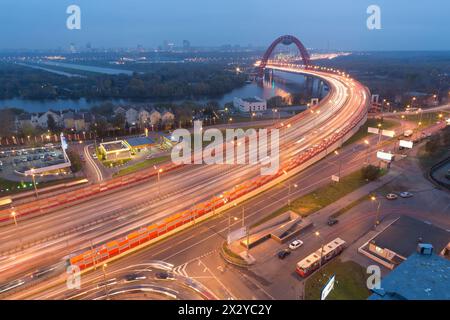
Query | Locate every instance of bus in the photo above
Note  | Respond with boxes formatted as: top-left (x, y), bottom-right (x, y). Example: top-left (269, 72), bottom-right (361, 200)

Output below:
top-left (296, 238), bottom-right (346, 277)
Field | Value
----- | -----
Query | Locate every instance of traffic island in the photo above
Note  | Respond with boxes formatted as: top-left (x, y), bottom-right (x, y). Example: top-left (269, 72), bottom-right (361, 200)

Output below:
top-left (220, 241), bottom-right (254, 267)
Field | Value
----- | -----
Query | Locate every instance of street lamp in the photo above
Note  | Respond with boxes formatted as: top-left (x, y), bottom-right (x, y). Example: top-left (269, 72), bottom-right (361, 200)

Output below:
top-left (11, 210), bottom-right (18, 227)
top-left (29, 168), bottom-right (38, 199)
top-left (288, 183), bottom-right (298, 209)
top-left (157, 168), bottom-right (163, 197)
top-left (315, 231), bottom-right (324, 268)
top-left (102, 263), bottom-right (109, 299)
top-left (370, 195), bottom-right (381, 228)
top-left (364, 139), bottom-right (370, 164)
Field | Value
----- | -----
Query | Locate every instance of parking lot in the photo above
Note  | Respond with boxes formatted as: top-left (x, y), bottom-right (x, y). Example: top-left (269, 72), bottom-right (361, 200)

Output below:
top-left (0, 144), bottom-right (66, 180)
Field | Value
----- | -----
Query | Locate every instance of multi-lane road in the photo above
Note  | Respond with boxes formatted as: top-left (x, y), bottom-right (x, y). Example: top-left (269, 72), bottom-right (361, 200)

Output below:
top-left (0, 66), bottom-right (370, 298)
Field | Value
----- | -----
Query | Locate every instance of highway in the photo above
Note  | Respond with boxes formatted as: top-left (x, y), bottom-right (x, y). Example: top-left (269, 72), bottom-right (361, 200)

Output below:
top-left (0, 65), bottom-right (370, 298)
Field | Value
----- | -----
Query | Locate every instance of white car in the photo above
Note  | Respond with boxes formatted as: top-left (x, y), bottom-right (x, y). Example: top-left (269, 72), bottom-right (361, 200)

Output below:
top-left (289, 240), bottom-right (304, 250)
top-left (399, 191), bottom-right (413, 198)
top-left (386, 193), bottom-right (398, 200)
top-left (92, 153), bottom-right (98, 159)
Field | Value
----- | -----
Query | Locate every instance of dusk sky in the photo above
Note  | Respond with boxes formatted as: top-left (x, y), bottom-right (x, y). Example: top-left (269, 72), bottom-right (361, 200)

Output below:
top-left (1, 0), bottom-right (449, 50)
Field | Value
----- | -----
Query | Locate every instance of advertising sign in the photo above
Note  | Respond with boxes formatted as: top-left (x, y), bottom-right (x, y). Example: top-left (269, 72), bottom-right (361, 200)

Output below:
top-left (399, 140), bottom-right (413, 149)
top-left (381, 130), bottom-right (395, 138)
top-left (376, 151), bottom-right (394, 161)
top-left (227, 227), bottom-right (246, 244)
top-left (368, 127), bottom-right (379, 134)
top-left (321, 275), bottom-right (336, 300)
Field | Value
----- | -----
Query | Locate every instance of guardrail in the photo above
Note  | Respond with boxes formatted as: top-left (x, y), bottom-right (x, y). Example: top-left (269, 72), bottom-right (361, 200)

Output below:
top-left (67, 69), bottom-right (370, 272)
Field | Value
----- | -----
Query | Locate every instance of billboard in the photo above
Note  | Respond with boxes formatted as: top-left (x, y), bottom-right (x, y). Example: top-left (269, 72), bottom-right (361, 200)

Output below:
top-left (381, 130), bottom-right (396, 138)
top-left (399, 140), bottom-right (413, 149)
top-left (321, 275), bottom-right (335, 300)
top-left (377, 151), bottom-right (394, 161)
top-left (368, 127), bottom-right (379, 134)
top-left (227, 227), bottom-right (246, 244)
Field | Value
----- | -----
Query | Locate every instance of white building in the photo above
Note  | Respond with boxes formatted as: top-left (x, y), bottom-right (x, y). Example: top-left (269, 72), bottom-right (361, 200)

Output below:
top-left (233, 97), bottom-right (267, 113)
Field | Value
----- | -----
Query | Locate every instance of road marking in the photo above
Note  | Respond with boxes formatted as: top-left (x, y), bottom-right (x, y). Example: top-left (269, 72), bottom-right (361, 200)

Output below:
top-left (172, 263), bottom-right (189, 277)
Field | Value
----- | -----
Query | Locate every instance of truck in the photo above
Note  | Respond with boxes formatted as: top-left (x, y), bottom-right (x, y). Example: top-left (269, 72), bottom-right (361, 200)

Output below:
top-left (403, 129), bottom-right (413, 137)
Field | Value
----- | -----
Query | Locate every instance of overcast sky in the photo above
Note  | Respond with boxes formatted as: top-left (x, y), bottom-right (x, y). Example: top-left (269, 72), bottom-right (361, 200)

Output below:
top-left (0, 0), bottom-right (449, 50)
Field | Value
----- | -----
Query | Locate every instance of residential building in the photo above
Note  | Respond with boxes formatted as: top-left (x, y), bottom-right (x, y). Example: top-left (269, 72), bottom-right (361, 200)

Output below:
top-left (233, 97), bottom-right (267, 112)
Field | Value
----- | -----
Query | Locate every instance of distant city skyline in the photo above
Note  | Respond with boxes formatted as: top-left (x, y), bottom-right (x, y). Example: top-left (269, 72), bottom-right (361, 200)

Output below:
top-left (0, 0), bottom-right (449, 51)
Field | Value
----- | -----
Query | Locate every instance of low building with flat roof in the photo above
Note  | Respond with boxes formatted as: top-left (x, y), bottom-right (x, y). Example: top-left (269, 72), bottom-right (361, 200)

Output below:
top-left (99, 140), bottom-right (131, 161)
top-left (124, 136), bottom-right (155, 151)
top-left (359, 215), bottom-right (450, 269)
top-left (233, 96), bottom-right (267, 113)
top-left (369, 250), bottom-right (450, 300)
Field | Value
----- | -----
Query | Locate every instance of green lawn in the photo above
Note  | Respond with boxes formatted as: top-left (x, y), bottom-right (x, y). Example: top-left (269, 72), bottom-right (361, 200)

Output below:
top-left (290, 169), bottom-right (382, 217)
top-left (343, 118), bottom-right (397, 146)
top-left (251, 168), bottom-right (385, 228)
top-left (402, 111), bottom-right (450, 128)
top-left (0, 176), bottom-right (78, 196)
top-left (305, 259), bottom-right (371, 300)
top-left (113, 156), bottom-right (171, 177)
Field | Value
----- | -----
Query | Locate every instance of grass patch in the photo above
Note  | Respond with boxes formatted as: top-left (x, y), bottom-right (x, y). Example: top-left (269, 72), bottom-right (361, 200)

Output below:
top-left (222, 241), bottom-right (245, 262)
top-left (343, 118), bottom-right (397, 146)
top-left (305, 259), bottom-right (371, 300)
top-left (402, 111), bottom-right (450, 128)
top-left (113, 156), bottom-right (170, 177)
top-left (0, 176), bottom-right (78, 196)
top-left (290, 169), bottom-right (385, 217)
top-left (251, 167), bottom-right (386, 228)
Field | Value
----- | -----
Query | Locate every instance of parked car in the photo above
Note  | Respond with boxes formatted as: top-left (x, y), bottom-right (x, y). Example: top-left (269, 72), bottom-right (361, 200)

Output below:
top-left (327, 217), bottom-right (339, 226)
top-left (20, 157), bottom-right (27, 162)
top-left (386, 193), bottom-right (398, 200)
top-left (399, 191), bottom-right (413, 198)
top-left (80, 154), bottom-right (85, 162)
top-left (277, 249), bottom-right (291, 260)
top-left (289, 239), bottom-right (304, 250)
top-left (92, 153), bottom-right (98, 159)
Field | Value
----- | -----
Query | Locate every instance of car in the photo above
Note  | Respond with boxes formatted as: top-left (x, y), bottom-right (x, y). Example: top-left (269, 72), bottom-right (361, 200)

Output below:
top-left (80, 154), bottom-right (85, 162)
top-left (92, 153), bottom-right (98, 159)
top-left (20, 157), bottom-right (28, 162)
top-left (386, 193), bottom-right (398, 200)
top-left (27, 156), bottom-right (33, 161)
top-left (327, 217), bottom-right (339, 226)
top-left (0, 161), bottom-right (2, 166)
top-left (33, 155), bottom-right (39, 160)
top-left (39, 154), bottom-right (45, 160)
top-left (289, 239), bottom-right (304, 250)
top-left (277, 249), bottom-right (291, 260)
top-left (399, 191), bottom-right (413, 198)
top-left (155, 271), bottom-right (174, 280)
top-left (124, 273), bottom-right (146, 282)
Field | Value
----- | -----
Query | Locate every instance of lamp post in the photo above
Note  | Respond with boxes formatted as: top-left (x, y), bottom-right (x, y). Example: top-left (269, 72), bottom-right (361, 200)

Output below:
top-left (288, 183), bottom-right (298, 209)
top-left (334, 150), bottom-right (343, 179)
top-left (315, 231), bottom-right (324, 268)
top-left (377, 123), bottom-right (382, 144)
top-left (364, 139), bottom-right (371, 165)
top-left (157, 168), bottom-right (163, 197)
top-left (11, 210), bottom-right (18, 227)
top-left (371, 195), bottom-right (381, 228)
top-left (102, 263), bottom-right (109, 300)
top-left (30, 168), bottom-right (38, 199)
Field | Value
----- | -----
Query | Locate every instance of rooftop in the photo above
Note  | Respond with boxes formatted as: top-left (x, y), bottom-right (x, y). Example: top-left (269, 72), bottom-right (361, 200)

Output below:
top-left (370, 215), bottom-right (450, 258)
top-left (125, 136), bottom-right (155, 147)
top-left (100, 141), bottom-right (129, 152)
top-left (240, 97), bottom-right (264, 103)
top-left (369, 252), bottom-right (450, 300)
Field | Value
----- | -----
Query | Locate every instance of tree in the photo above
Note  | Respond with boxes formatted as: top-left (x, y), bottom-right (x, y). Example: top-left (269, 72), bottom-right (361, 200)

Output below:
top-left (361, 165), bottom-right (381, 181)
top-left (0, 108), bottom-right (16, 136)
top-left (47, 114), bottom-right (58, 132)
top-left (67, 150), bottom-right (82, 173)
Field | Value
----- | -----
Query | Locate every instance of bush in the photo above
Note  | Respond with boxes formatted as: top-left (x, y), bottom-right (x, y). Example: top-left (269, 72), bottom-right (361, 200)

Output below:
top-left (67, 150), bottom-right (82, 173)
top-left (361, 165), bottom-right (381, 181)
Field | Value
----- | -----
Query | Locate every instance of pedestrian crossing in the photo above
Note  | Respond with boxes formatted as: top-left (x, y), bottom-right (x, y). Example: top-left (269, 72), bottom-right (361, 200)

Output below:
top-left (172, 262), bottom-right (189, 277)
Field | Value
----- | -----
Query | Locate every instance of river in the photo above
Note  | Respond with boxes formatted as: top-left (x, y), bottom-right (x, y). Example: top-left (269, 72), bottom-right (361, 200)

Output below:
top-left (0, 70), bottom-right (321, 113)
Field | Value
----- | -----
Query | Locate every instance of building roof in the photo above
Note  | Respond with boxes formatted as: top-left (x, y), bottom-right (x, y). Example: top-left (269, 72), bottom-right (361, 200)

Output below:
top-left (370, 215), bottom-right (450, 258)
top-left (100, 141), bottom-right (129, 152)
top-left (369, 252), bottom-right (450, 300)
top-left (125, 136), bottom-right (155, 147)
top-left (241, 97), bottom-right (264, 103)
